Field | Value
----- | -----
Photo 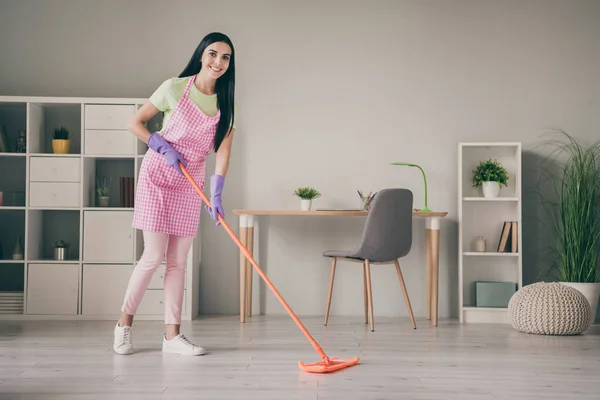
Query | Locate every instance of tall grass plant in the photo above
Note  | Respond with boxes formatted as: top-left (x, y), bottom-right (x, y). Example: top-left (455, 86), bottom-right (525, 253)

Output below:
top-left (537, 128), bottom-right (600, 283)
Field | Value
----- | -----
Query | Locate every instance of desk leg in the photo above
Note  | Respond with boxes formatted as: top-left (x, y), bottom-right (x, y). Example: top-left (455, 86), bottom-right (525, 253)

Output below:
top-left (239, 215), bottom-right (255, 322)
top-left (245, 221), bottom-right (254, 318)
top-left (426, 229), bottom-right (432, 320)
top-left (239, 215), bottom-right (248, 323)
top-left (426, 217), bottom-right (440, 326)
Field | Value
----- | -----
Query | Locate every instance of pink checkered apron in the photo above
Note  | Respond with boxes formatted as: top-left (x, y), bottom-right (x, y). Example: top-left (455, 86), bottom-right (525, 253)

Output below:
top-left (133, 75), bottom-right (220, 237)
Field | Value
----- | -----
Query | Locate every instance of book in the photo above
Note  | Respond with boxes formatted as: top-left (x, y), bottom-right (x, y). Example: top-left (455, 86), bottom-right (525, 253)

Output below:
top-left (119, 177), bottom-right (135, 208)
top-left (496, 221), bottom-right (518, 253)
top-left (511, 221), bottom-right (518, 252)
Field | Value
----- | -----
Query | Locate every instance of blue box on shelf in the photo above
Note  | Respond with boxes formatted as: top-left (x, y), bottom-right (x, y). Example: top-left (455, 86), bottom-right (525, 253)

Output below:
top-left (475, 281), bottom-right (517, 308)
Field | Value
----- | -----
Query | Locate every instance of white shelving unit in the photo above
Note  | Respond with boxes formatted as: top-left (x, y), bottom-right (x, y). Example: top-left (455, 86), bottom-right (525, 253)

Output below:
top-left (458, 142), bottom-right (523, 323)
top-left (0, 95), bottom-right (200, 320)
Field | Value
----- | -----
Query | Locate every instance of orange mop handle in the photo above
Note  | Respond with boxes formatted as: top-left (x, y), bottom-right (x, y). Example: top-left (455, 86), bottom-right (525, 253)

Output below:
top-left (180, 163), bottom-right (329, 361)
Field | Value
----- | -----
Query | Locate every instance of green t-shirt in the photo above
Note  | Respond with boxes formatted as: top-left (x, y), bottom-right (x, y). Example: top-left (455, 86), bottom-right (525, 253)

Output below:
top-left (149, 76), bottom-right (236, 133)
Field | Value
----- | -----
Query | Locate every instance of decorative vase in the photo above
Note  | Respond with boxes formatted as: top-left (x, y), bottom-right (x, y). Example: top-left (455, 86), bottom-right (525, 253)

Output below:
top-left (301, 199), bottom-right (312, 211)
top-left (98, 196), bottom-right (109, 207)
top-left (475, 236), bottom-right (486, 252)
top-left (482, 181), bottom-right (500, 198)
top-left (53, 247), bottom-right (68, 261)
top-left (559, 282), bottom-right (600, 325)
top-left (12, 236), bottom-right (24, 260)
top-left (52, 139), bottom-right (70, 154)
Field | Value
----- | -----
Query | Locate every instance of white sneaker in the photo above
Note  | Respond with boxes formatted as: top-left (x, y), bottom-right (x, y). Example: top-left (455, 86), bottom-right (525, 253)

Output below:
top-left (113, 323), bottom-right (133, 355)
top-left (162, 333), bottom-right (206, 356)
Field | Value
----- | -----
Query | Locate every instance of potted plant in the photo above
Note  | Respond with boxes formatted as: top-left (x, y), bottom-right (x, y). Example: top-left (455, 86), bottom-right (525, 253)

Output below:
top-left (53, 240), bottom-right (69, 261)
top-left (96, 177), bottom-right (111, 207)
top-left (52, 126), bottom-right (71, 154)
top-left (472, 158), bottom-right (509, 198)
top-left (536, 128), bottom-right (600, 325)
top-left (293, 187), bottom-right (321, 211)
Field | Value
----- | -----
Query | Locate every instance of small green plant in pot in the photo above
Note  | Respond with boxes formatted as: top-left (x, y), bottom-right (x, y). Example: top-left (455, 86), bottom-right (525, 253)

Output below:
top-left (53, 239), bottom-right (69, 261)
top-left (472, 158), bottom-right (509, 198)
top-left (52, 126), bottom-right (71, 154)
top-left (294, 187), bottom-right (321, 211)
top-left (96, 177), bottom-right (111, 207)
top-left (536, 128), bottom-right (600, 325)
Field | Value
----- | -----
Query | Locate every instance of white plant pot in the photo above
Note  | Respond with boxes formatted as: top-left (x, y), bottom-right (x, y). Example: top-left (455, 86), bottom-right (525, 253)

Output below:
top-left (300, 199), bottom-right (312, 211)
top-left (482, 181), bottom-right (500, 198)
top-left (560, 282), bottom-right (600, 325)
top-left (98, 196), bottom-right (109, 207)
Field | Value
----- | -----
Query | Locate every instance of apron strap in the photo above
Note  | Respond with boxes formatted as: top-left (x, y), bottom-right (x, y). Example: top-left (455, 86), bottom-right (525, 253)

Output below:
top-left (184, 75), bottom-right (196, 97)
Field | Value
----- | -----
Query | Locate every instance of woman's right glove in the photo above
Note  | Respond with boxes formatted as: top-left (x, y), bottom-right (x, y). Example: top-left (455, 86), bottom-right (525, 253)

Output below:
top-left (147, 133), bottom-right (187, 175)
top-left (205, 174), bottom-right (225, 226)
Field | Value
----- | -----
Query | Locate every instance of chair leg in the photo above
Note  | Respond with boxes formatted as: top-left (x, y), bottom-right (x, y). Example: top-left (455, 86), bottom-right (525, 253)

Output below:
top-left (324, 257), bottom-right (337, 326)
top-left (363, 261), bottom-right (368, 324)
top-left (364, 259), bottom-right (375, 332)
top-left (394, 259), bottom-right (416, 329)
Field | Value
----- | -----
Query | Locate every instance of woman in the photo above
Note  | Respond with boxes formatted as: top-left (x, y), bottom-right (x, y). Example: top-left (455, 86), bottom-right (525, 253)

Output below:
top-left (113, 32), bottom-right (236, 356)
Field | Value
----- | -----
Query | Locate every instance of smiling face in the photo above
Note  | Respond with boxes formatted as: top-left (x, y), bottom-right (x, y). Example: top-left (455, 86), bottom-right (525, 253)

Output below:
top-left (200, 41), bottom-right (232, 80)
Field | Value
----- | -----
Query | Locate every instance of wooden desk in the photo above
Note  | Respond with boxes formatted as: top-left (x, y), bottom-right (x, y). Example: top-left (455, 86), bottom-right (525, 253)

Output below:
top-left (231, 209), bottom-right (448, 326)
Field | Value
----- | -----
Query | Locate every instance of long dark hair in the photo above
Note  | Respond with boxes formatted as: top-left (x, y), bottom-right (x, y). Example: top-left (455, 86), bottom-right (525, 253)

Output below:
top-left (178, 32), bottom-right (235, 153)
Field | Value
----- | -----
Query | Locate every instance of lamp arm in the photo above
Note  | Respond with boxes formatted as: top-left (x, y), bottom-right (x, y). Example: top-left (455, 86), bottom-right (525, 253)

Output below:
top-left (389, 162), bottom-right (431, 212)
top-left (414, 165), bottom-right (430, 212)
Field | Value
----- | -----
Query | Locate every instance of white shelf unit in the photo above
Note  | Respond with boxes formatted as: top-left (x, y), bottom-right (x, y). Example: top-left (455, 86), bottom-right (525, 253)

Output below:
top-left (0, 96), bottom-right (200, 320)
top-left (458, 142), bottom-right (522, 323)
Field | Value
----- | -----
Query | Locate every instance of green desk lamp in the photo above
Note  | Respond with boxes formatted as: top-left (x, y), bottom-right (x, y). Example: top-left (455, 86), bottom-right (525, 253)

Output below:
top-left (390, 162), bottom-right (431, 212)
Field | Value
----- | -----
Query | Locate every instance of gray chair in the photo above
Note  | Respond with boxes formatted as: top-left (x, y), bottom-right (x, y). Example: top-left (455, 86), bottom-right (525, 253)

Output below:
top-left (322, 188), bottom-right (416, 332)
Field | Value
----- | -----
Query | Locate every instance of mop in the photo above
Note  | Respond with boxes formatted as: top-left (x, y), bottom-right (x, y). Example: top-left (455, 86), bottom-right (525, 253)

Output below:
top-left (180, 163), bottom-right (360, 373)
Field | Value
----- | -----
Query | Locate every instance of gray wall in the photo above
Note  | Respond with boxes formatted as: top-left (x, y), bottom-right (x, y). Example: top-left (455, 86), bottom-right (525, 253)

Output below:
top-left (1, 0), bottom-right (599, 319)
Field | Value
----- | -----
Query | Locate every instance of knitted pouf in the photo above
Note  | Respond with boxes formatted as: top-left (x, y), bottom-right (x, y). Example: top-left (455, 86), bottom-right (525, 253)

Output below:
top-left (508, 282), bottom-right (591, 335)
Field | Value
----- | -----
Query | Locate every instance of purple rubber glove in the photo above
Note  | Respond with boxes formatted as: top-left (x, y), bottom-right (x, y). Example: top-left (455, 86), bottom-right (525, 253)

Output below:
top-left (147, 133), bottom-right (187, 175)
top-left (205, 174), bottom-right (225, 226)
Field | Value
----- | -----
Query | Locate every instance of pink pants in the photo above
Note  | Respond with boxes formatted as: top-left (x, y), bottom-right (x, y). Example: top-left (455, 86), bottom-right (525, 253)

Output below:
top-left (121, 231), bottom-right (193, 325)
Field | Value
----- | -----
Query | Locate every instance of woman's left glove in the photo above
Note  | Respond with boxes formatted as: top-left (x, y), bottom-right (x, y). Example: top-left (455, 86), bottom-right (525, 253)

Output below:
top-left (205, 174), bottom-right (225, 226)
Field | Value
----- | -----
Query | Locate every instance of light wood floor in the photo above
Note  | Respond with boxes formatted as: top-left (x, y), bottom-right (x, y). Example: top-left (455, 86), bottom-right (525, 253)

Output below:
top-left (1, 316), bottom-right (599, 399)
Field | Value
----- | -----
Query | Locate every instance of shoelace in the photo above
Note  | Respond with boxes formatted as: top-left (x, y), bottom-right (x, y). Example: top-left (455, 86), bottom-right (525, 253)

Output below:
top-left (118, 327), bottom-right (131, 345)
top-left (177, 334), bottom-right (197, 348)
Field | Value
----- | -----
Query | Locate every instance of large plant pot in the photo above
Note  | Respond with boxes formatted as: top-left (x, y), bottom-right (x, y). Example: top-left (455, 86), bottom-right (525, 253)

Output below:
top-left (482, 181), bottom-right (500, 198)
top-left (52, 139), bottom-right (70, 154)
top-left (560, 282), bottom-right (600, 325)
top-left (300, 199), bottom-right (312, 211)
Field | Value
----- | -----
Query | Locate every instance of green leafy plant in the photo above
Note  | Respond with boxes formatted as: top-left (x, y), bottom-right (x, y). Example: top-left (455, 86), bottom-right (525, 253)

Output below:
top-left (52, 126), bottom-right (71, 140)
top-left (293, 187), bottom-right (321, 200)
top-left (96, 177), bottom-right (111, 197)
top-left (472, 158), bottom-right (509, 188)
top-left (536, 128), bottom-right (600, 283)
top-left (53, 240), bottom-right (69, 248)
